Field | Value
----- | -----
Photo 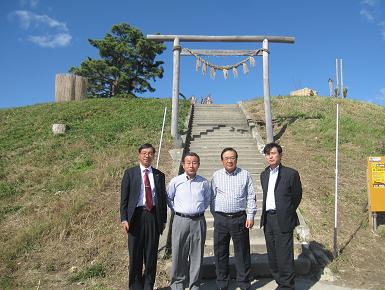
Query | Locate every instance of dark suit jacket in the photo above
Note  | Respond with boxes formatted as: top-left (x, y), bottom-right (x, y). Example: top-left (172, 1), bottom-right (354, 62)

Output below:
top-left (120, 165), bottom-right (167, 234)
top-left (260, 164), bottom-right (302, 233)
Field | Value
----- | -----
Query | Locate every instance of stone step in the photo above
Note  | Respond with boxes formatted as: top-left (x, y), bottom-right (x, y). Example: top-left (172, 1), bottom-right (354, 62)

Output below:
top-left (191, 130), bottom-right (251, 136)
top-left (190, 146), bottom-right (259, 152)
top-left (193, 118), bottom-right (246, 122)
top-left (190, 141), bottom-right (257, 146)
top-left (191, 127), bottom-right (249, 132)
top-left (192, 134), bottom-right (254, 139)
top-left (198, 170), bottom-right (263, 176)
top-left (199, 253), bottom-right (311, 279)
top-left (198, 168), bottom-right (262, 173)
top-left (181, 104), bottom-right (311, 279)
top-left (194, 105), bottom-right (240, 109)
top-left (198, 162), bottom-right (264, 168)
top-left (191, 137), bottom-right (256, 142)
top-left (192, 149), bottom-right (260, 154)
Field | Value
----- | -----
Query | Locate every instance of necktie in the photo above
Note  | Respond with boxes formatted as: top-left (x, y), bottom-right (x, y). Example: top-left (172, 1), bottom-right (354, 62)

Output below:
top-left (144, 169), bottom-right (152, 210)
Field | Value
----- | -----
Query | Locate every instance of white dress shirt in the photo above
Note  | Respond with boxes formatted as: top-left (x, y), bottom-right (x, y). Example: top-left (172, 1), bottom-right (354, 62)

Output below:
top-left (137, 164), bottom-right (156, 207)
top-left (266, 165), bottom-right (279, 211)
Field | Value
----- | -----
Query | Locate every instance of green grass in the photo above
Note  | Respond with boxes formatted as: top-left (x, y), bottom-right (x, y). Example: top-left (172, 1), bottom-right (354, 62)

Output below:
top-left (68, 264), bottom-right (106, 283)
top-left (0, 97), bottom-right (190, 287)
top-left (0, 275), bottom-right (14, 290)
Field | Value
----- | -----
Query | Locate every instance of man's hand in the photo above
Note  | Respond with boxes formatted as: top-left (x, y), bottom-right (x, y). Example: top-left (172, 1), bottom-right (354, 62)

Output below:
top-left (121, 221), bottom-right (129, 234)
top-left (245, 220), bottom-right (254, 229)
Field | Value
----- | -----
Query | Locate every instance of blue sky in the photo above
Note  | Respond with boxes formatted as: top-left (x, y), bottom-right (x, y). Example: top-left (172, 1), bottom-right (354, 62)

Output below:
top-left (1, 0), bottom-right (385, 108)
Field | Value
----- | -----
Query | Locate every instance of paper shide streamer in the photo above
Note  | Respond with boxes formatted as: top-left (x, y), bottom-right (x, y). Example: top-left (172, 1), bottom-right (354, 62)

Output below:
top-left (186, 48), bottom-right (267, 80)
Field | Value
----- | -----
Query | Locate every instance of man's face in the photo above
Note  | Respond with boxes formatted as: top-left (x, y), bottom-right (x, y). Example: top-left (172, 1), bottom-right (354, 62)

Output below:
top-left (138, 147), bottom-right (154, 167)
top-left (265, 147), bottom-right (282, 168)
top-left (222, 150), bottom-right (237, 173)
top-left (182, 155), bottom-right (199, 179)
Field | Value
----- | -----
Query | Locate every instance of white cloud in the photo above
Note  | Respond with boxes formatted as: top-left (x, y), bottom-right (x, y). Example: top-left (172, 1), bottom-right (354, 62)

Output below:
top-left (11, 10), bottom-right (68, 31)
top-left (9, 10), bottom-right (71, 48)
top-left (362, 0), bottom-right (378, 7)
top-left (360, 9), bottom-right (375, 22)
top-left (28, 33), bottom-right (72, 48)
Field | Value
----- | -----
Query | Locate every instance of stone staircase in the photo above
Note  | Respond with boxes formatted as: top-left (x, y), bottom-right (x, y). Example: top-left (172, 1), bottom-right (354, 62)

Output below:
top-left (186, 104), bottom-right (310, 279)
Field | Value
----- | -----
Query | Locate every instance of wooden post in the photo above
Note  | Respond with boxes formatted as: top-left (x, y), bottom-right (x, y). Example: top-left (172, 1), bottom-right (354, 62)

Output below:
top-left (171, 38), bottom-right (181, 139)
top-left (55, 74), bottom-right (88, 102)
top-left (55, 74), bottom-right (75, 102)
top-left (263, 39), bottom-right (274, 143)
top-left (74, 75), bottom-right (88, 100)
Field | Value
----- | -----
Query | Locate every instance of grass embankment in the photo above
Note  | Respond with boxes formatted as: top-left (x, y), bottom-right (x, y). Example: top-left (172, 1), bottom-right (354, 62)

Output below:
top-left (244, 95), bottom-right (385, 289)
top-left (0, 98), bottom-right (189, 289)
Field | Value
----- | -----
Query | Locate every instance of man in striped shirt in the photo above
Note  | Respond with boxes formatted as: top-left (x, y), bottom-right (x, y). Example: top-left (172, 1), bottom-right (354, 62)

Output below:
top-left (210, 147), bottom-right (257, 290)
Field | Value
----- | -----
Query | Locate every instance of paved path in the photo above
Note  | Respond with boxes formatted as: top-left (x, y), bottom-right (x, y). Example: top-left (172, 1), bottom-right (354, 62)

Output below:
top-left (157, 277), bottom-right (368, 290)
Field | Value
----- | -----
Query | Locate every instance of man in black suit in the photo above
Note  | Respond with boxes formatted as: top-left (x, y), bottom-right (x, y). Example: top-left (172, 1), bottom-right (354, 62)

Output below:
top-left (260, 143), bottom-right (302, 290)
top-left (120, 143), bottom-right (167, 290)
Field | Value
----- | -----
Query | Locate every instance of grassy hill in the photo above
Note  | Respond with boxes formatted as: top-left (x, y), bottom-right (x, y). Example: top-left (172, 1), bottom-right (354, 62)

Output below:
top-left (0, 98), bottom-right (189, 289)
top-left (243, 95), bottom-right (385, 289)
top-left (1, 95), bottom-right (385, 289)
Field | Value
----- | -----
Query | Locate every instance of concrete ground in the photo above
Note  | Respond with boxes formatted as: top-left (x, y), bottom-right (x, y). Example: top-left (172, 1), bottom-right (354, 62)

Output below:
top-left (157, 278), bottom-right (368, 290)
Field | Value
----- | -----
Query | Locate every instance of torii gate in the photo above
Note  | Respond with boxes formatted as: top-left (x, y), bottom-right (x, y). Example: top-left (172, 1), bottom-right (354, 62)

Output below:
top-left (146, 35), bottom-right (295, 143)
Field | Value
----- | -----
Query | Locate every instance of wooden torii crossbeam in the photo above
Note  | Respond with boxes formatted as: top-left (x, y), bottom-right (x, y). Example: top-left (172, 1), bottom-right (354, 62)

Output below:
top-left (146, 34), bottom-right (295, 144)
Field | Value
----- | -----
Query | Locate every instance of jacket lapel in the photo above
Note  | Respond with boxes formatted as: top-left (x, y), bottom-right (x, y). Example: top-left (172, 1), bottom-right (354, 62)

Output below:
top-left (131, 166), bottom-right (142, 204)
top-left (274, 165), bottom-right (282, 192)
top-left (262, 168), bottom-right (269, 196)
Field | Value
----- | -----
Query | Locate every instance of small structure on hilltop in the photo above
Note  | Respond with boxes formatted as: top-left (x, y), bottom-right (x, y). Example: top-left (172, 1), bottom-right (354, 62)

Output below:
top-left (55, 73), bottom-right (88, 102)
top-left (290, 87), bottom-right (318, 97)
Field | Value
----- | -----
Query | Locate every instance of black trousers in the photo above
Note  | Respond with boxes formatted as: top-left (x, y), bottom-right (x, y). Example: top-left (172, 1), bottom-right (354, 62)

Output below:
top-left (264, 212), bottom-right (295, 290)
top-left (127, 207), bottom-right (160, 290)
top-left (213, 212), bottom-right (251, 289)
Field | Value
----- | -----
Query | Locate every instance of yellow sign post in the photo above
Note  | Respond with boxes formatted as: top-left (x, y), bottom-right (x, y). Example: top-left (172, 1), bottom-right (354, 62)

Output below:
top-left (368, 156), bottom-right (385, 230)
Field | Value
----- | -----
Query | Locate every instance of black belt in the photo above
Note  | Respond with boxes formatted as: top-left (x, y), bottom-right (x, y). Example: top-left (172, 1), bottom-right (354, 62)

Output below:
top-left (215, 211), bottom-right (246, 218)
top-left (136, 206), bottom-right (156, 212)
top-left (175, 212), bottom-right (204, 219)
top-left (266, 209), bottom-right (277, 214)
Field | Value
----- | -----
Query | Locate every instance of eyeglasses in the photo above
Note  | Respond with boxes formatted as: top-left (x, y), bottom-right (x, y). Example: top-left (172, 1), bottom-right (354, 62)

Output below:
top-left (223, 157), bottom-right (237, 161)
top-left (184, 161), bottom-right (199, 165)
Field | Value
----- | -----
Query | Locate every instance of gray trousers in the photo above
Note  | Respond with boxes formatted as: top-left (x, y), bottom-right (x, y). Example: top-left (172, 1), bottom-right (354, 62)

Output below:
top-left (171, 214), bottom-right (206, 290)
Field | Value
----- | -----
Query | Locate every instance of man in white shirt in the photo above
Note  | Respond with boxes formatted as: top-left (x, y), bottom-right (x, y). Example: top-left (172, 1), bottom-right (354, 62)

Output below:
top-left (260, 143), bottom-right (302, 290)
top-left (120, 143), bottom-right (167, 290)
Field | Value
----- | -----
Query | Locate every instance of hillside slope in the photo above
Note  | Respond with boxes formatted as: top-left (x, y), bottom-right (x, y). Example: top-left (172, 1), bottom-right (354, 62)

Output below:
top-left (244, 95), bottom-right (385, 289)
top-left (0, 98), bottom-right (189, 289)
